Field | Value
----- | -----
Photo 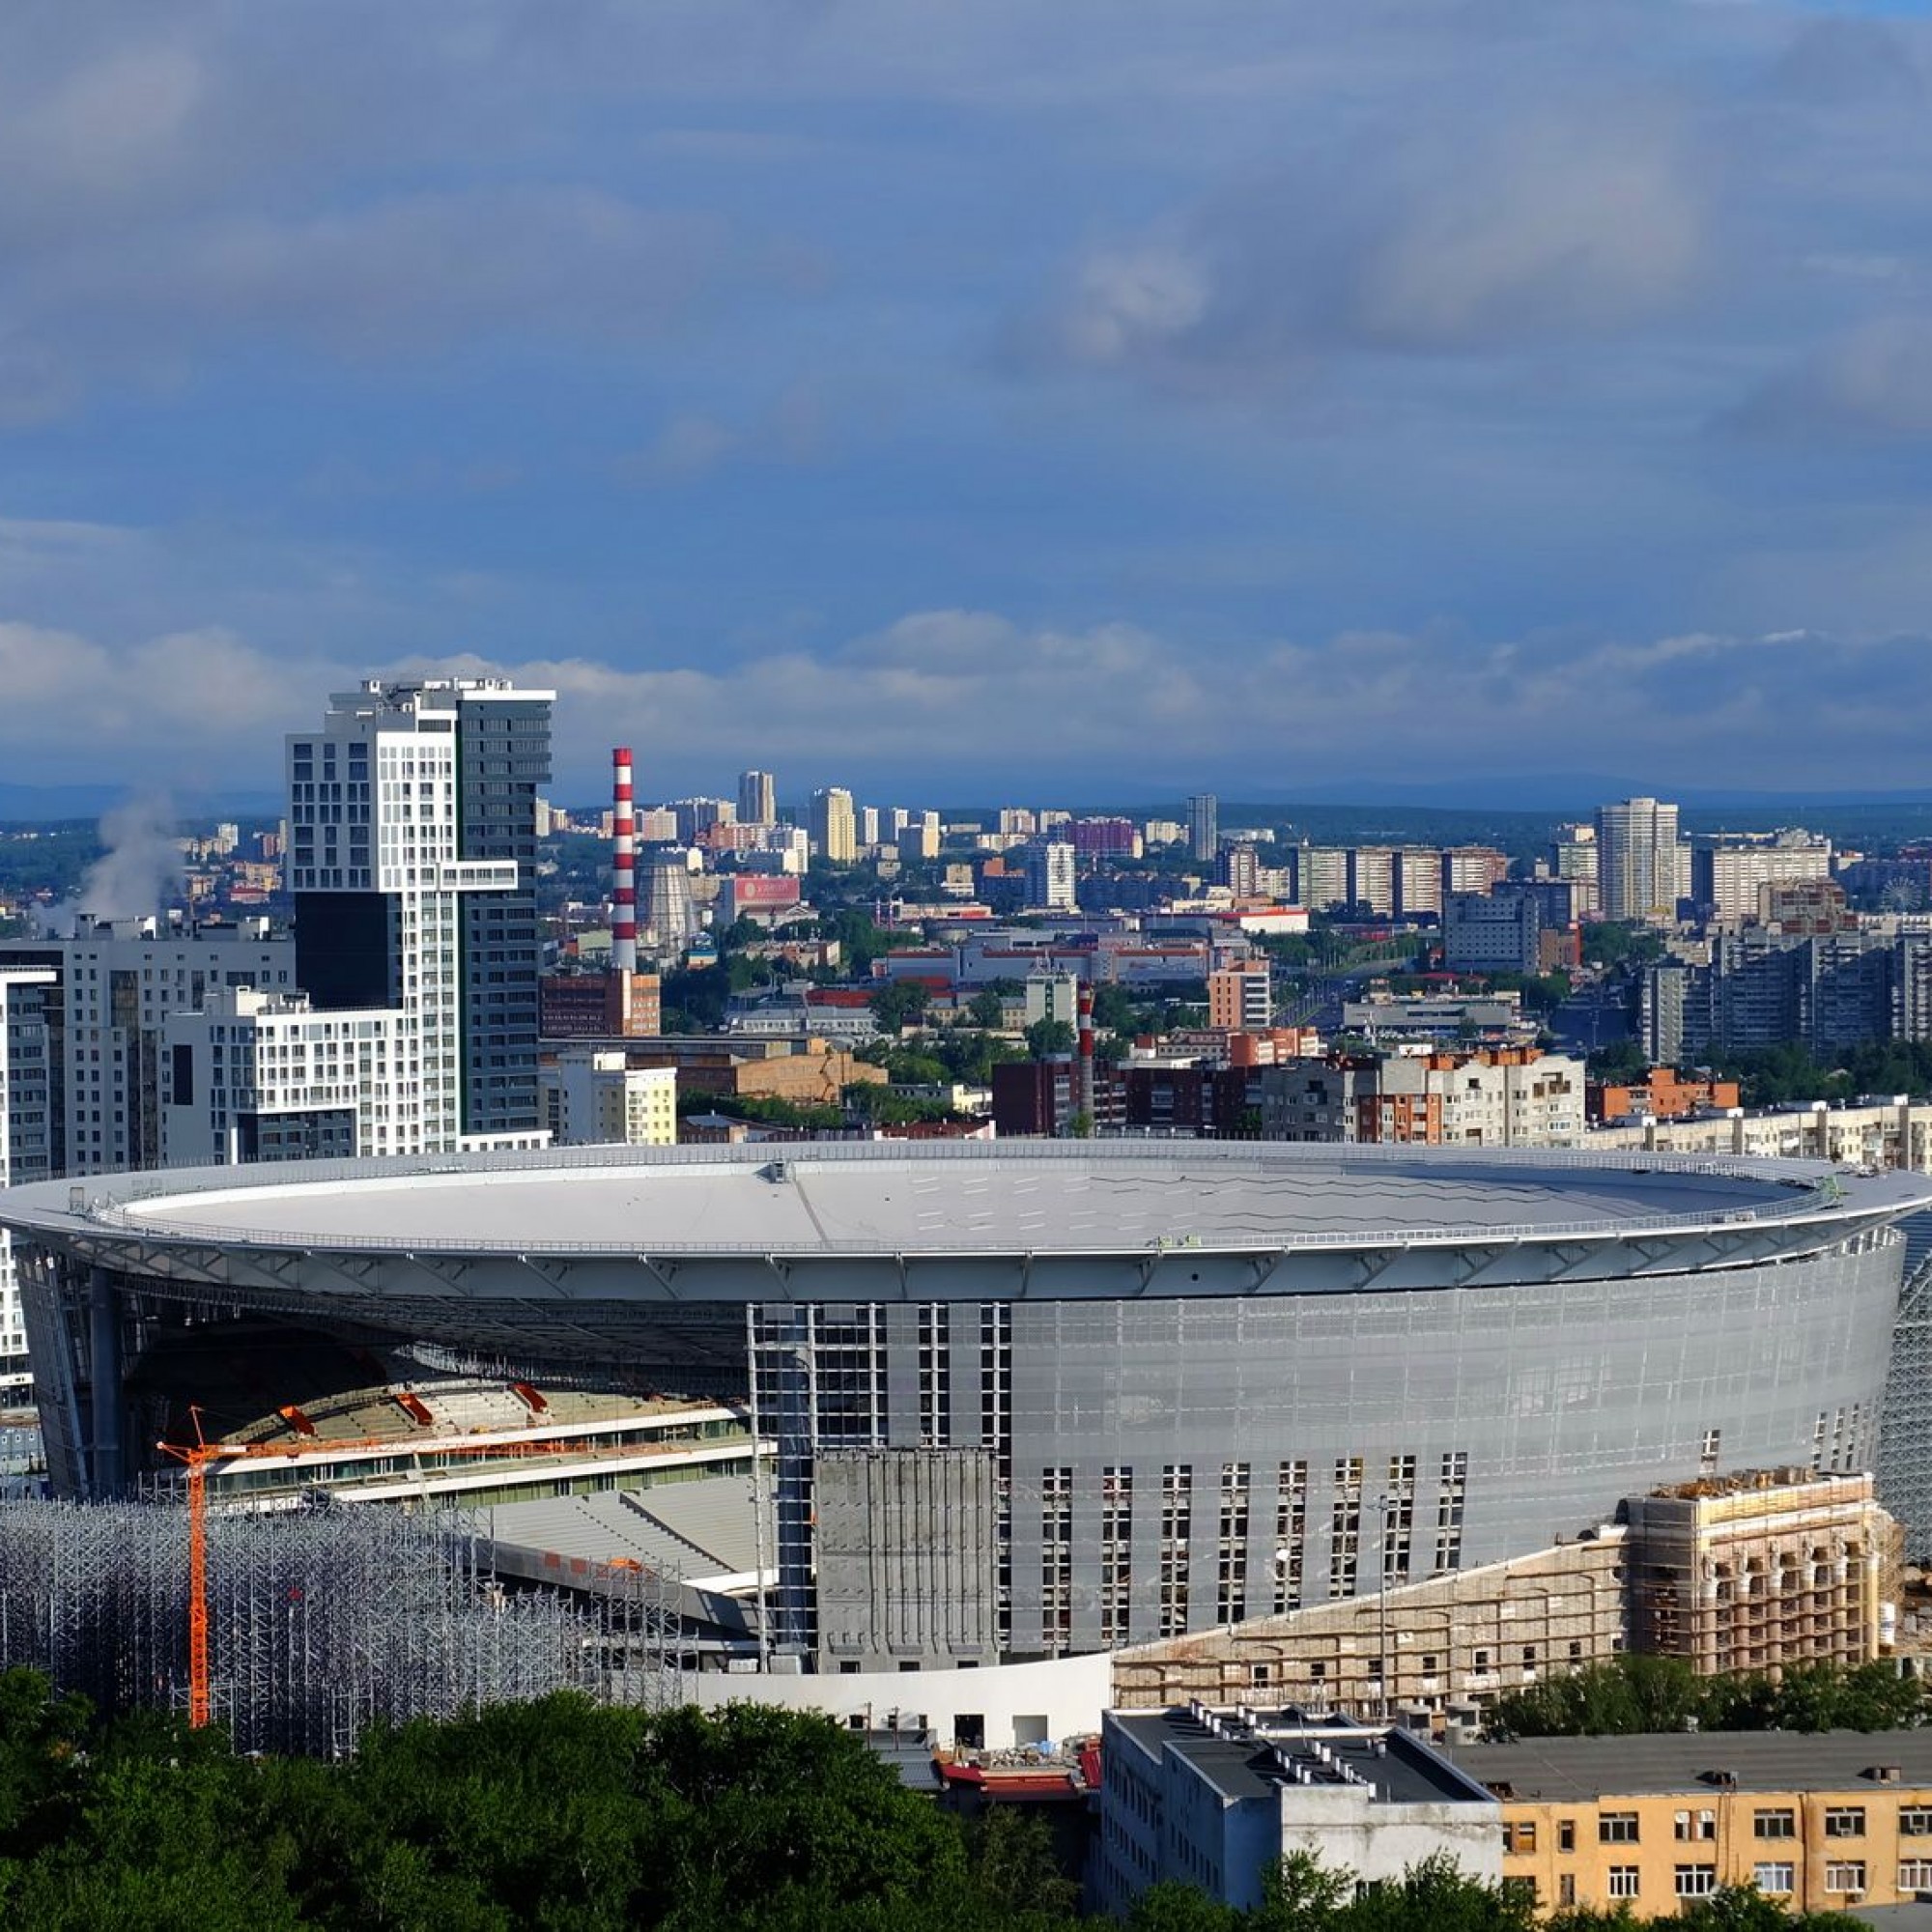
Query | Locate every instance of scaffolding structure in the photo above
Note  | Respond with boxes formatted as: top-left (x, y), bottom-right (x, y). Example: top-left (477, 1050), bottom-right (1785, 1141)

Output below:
top-left (1880, 1212), bottom-right (1932, 1561)
top-left (0, 1489), bottom-right (685, 1756)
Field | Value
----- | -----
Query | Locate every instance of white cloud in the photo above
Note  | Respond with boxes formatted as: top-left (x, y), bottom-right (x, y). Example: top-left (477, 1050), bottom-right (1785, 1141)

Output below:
top-left (2, 608), bottom-right (1922, 796)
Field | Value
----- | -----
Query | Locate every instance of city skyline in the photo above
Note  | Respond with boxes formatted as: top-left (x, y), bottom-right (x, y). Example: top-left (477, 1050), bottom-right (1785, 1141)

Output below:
top-left (2, 5), bottom-right (1932, 797)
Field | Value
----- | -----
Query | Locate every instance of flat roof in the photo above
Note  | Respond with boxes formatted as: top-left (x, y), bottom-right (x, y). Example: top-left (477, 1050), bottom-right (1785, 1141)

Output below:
top-left (8, 1140), bottom-right (1919, 1261)
top-left (1452, 1731), bottom-right (1932, 1802)
top-left (1113, 1707), bottom-right (1492, 1808)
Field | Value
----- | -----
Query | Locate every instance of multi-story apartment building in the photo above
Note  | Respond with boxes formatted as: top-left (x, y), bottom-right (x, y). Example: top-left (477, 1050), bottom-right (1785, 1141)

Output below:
top-left (1348, 846), bottom-right (1397, 916)
top-left (1464, 1733), bottom-right (1932, 1918)
top-left (543, 1050), bottom-right (677, 1147)
top-left (1297, 847), bottom-right (1350, 912)
top-left (809, 786), bottom-right (857, 864)
top-left (288, 676), bottom-right (554, 1151)
top-left (1596, 797), bottom-right (1689, 924)
top-left (0, 918), bottom-right (298, 1175)
top-left (1691, 832), bottom-right (1834, 923)
top-left (1208, 962), bottom-right (1273, 1033)
top-left (1394, 846), bottom-right (1444, 918)
top-left (0, 969), bottom-right (55, 1405)
top-left (1262, 1049), bottom-right (1585, 1148)
top-left (1639, 931), bottom-right (1932, 1064)
top-left (160, 985), bottom-right (409, 1164)
top-left (1024, 840), bottom-right (1077, 912)
top-left (1442, 846), bottom-right (1512, 896)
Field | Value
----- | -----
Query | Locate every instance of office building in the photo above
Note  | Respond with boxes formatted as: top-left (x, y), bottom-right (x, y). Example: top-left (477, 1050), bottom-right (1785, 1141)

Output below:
top-left (1596, 798), bottom-right (1689, 925)
top-left (1187, 793), bottom-right (1219, 866)
top-left (810, 787), bottom-right (857, 865)
top-left (737, 769), bottom-right (777, 829)
top-left (289, 676), bottom-right (554, 1151)
top-left (1099, 1704), bottom-right (1499, 1915)
top-left (1443, 893), bottom-right (1541, 975)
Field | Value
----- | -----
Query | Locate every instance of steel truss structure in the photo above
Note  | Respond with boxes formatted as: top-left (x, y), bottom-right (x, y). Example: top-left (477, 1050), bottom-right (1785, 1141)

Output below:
top-left (0, 1489), bottom-right (684, 1755)
top-left (1880, 1209), bottom-right (1932, 1561)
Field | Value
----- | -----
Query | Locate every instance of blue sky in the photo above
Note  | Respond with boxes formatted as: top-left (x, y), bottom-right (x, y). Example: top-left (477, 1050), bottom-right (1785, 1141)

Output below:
top-left (3, 0), bottom-right (1932, 804)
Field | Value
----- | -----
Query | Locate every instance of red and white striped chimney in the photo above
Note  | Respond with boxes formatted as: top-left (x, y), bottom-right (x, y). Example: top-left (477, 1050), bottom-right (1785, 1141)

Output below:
top-left (611, 747), bottom-right (638, 974)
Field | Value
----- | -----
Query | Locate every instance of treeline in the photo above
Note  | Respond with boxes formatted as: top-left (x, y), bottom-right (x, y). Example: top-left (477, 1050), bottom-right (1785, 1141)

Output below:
top-left (1488, 1655), bottom-right (1925, 1739)
top-left (0, 1671), bottom-right (1886, 1931)
top-left (1707, 1039), bottom-right (1932, 1108)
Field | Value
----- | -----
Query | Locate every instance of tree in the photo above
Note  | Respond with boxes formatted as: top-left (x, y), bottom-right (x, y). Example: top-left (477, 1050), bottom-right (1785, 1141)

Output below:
top-left (966, 987), bottom-right (1009, 1030)
top-left (1026, 1017), bottom-right (1077, 1059)
top-left (869, 981), bottom-right (931, 1035)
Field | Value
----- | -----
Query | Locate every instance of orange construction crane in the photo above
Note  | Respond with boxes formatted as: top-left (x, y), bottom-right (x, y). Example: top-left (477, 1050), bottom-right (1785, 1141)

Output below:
top-left (156, 1411), bottom-right (635, 1729)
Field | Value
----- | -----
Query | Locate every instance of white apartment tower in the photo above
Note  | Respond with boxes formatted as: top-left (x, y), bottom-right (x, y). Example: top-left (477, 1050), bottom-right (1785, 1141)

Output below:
top-left (1025, 839), bottom-right (1078, 911)
top-left (1596, 796), bottom-right (1690, 925)
top-left (288, 678), bottom-right (554, 1154)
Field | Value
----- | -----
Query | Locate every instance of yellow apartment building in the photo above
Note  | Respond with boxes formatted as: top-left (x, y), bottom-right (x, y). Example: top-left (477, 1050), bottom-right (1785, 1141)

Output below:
top-left (1454, 1733), bottom-right (1932, 1918)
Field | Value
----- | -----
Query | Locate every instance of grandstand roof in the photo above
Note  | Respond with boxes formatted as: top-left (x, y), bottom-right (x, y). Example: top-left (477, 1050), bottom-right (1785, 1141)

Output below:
top-left (6, 1144), bottom-right (1927, 1339)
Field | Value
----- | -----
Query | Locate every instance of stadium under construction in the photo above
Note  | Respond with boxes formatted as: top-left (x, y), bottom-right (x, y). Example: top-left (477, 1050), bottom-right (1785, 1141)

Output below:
top-left (2, 1139), bottom-right (1930, 1746)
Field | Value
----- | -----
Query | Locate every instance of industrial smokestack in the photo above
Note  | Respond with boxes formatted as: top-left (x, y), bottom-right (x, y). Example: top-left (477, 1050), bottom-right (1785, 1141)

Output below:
top-left (611, 747), bottom-right (638, 975)
top-left (1077, 981), bottom-right (1095, 1126)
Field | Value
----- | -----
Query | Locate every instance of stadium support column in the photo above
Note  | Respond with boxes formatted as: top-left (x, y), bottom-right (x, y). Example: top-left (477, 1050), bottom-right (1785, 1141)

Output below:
top-left (87, 1264), bottom-right (124, 1496)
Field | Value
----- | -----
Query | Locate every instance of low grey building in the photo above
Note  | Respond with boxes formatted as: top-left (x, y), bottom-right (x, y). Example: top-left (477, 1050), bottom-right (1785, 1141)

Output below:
top-left (1099, 1703), bottom-right (1500, 1915)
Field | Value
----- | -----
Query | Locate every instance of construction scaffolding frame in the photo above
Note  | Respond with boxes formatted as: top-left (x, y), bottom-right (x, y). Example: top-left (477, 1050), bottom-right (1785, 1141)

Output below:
top-left (1880, 1215), bottom-right (1932, 1562)
top-left (0, 1487), bottom-right (686, 1756)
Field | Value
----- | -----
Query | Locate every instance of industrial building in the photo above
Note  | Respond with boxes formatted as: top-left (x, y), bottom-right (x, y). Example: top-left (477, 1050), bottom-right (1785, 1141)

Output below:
top-left (1099, 1704), bottom-right (1500, 1915)
top-left (4, 1140), bottom-right (1926, 1749)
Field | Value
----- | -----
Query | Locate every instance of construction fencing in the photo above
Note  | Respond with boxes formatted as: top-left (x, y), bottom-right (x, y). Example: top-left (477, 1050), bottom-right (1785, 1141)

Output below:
top-left (0, 1488), bottom-right (684, 1756)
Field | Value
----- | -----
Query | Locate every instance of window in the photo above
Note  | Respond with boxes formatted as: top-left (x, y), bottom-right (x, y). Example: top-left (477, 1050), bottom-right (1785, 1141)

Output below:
top-left (1558, 1821), bottom-right (1576, 1854)
top-left (1675, 1809), bottom-right (1717, 1842)
top-left (1503, 1822), bottom-right (1537, 1855)
top-left (1825, 1862), bottom-right (1867, 1895)
top-left (1674, 1866), bottom-right (1718, 1899)
top-left (1753, 1863), bottom-right (1795, 1896)
top-left (1557, 1875), bottom-right (1577, 1908)
top-left (1900, 1861), bottom-right (1932, 1893)
top-left (1825, 1807), bottom-right (1867, 1838)
top-left (1600, 1813), bottom-right (1640, 1845)
top-left (1754, 1809), bottom-right (1797, 1840)
top-left (1607, 1867), bottom-right (1640, 1900)
top-left (1903, 1809), bottom-right (1932, 1837)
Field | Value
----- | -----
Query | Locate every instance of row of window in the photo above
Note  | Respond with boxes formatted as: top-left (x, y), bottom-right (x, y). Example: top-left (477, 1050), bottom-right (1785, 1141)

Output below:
top-left (1532, 1804), bottom-right (1932, 1852)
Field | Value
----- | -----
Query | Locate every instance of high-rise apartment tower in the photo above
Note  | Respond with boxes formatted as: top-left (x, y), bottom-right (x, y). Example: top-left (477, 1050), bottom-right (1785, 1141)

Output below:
top-left (737, 769), bottom-right (777, 829)
top-left (1186, 793), bottom-right (1218, 865)
top-left (288, 677), bottom-right (554, 1151)
top-left (1595, 796), bottom-right (1689, 925)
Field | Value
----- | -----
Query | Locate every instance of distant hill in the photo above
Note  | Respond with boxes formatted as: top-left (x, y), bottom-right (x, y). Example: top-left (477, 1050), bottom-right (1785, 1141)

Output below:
top-left (0, 784), bottom-right (283, 825)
